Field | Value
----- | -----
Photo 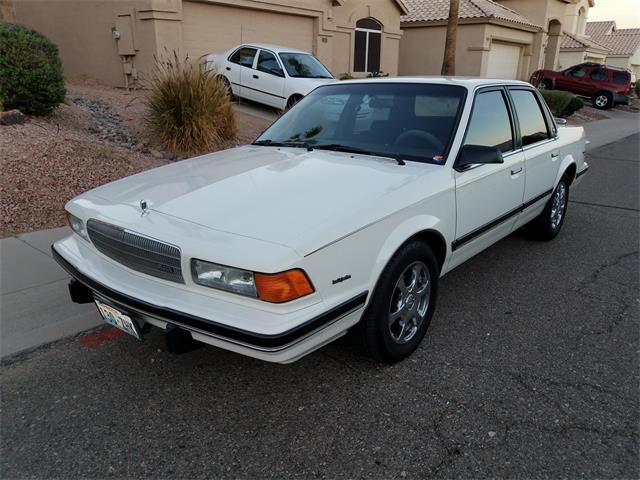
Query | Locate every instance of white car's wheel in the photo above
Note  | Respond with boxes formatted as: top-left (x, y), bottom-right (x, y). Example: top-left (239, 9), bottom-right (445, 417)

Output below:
top-left (354, 241), bottom-right (439, 363)
top-left (526, 177), bottom-right (570, 240)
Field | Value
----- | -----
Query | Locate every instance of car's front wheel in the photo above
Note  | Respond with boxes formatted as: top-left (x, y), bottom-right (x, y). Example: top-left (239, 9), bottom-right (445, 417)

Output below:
top-left (526, 178), bottom-right (570, 240)
top-left (354, 241), bottom-right (439, 363)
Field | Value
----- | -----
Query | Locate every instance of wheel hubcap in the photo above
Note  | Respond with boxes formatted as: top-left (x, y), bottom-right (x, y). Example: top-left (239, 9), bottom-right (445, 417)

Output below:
top-left (388, 261), bottom-right (431, 344)
top-left (550, 182), bottom-right (567, 230)
top-left (596, 95), bottom-right (607, 107)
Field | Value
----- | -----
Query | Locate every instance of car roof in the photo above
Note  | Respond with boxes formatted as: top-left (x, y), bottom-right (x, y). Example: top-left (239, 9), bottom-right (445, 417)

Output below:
top-left (337, 76), bottom-right (533, 89)
top-left (233, 43), bottom-right (311, 55)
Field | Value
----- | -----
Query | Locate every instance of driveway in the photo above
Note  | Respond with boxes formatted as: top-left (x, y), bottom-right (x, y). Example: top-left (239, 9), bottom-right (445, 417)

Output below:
top-left (1, 134), bottom-right (638, 479)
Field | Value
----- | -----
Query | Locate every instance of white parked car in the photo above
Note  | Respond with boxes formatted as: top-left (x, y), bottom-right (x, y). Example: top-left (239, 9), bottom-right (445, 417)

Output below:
top-left (53, 78), bottom-right (589, 364)
top-left (206, 43), bottom-right (335, 110)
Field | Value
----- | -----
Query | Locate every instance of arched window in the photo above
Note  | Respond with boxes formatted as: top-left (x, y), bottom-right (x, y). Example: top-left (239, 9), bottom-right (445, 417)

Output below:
top-left (577, 7), bottom-right (587, 35)
top-left (354, 18), bottom-right (382, 73)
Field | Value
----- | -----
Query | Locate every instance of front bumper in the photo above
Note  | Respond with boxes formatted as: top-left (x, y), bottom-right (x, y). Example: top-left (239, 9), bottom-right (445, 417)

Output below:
top-left (52, 242), bottom-right (367, 363)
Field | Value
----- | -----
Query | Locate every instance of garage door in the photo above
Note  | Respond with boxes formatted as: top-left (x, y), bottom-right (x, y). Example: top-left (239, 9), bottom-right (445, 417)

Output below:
top-left (486, 42), bottom-right (521, 79)
top-left (183, 2), bottom-right (314, 61)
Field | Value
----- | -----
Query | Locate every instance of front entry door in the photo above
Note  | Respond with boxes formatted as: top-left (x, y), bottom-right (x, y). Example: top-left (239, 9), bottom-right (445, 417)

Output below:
top-left (450, 88), bottom-right (525, 269)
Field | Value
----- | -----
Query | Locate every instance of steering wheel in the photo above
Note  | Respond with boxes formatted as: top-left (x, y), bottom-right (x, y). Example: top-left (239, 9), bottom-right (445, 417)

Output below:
top-left (394, 129), bottom-right (444, 153)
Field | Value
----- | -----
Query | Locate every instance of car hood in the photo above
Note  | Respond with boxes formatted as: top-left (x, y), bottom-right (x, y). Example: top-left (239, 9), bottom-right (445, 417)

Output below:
top-left (291, 77), bottom-right (335, 95)
top-left (84, 146), bottom-right (442, 255)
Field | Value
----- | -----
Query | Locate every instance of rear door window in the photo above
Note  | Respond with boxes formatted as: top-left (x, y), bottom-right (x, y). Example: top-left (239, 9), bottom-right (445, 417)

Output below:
top-left (229, 47), bottom-right (257, 68)
top-left (510, 90), bottom-right (550, 146)
top-left (612, 70), bottom-right (630, 85)
top-left (465, 90), bottom-right (514, 153)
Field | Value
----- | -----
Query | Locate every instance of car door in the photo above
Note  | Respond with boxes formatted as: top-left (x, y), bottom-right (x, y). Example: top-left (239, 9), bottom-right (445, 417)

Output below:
top-left (227, 46), bottom-right (258, 102)
top-left (508, 87), bottom-right (559, 218)
top-left (555, 65), bottom-right (587, 94)
top-left (245, 49), bottom-right (287, 109)
top-left (450, 87), bottom-right (526, 267)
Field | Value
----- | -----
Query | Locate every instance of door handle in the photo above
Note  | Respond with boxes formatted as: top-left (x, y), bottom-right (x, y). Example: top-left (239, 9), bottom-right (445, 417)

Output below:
top-left (511, 166), bottom-right (523, 175)
top-left (253, 74), bottom-right (259, 79)
top-left (225, 67), bottom-right (231, 71)
top-left (551, 152), bottom-right (559, 159)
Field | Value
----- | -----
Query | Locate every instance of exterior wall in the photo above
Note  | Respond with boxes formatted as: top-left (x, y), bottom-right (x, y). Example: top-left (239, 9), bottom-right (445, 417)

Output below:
top-left (10, 0), bottom-right (404, 86)
top-left (399, 22), bottom-right (535, 80)
top-left (399, 23), bottom-right (485, 76)
top-left (0, 0), bottom-right (15, 21)
top-left (562, 0), bottom-right (591, 35)
top-left (558, 50), bottom-right (586, 69)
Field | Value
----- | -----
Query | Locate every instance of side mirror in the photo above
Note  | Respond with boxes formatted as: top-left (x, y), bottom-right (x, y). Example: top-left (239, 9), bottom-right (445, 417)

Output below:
top-left (555, 117), bottom-right (567, 126)
top-left (455, 144), bottom-right (504, 171)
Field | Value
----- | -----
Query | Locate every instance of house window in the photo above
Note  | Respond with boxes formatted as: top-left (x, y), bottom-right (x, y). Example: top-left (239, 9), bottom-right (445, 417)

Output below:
top-left (354, 18), bottom-right (382, 73)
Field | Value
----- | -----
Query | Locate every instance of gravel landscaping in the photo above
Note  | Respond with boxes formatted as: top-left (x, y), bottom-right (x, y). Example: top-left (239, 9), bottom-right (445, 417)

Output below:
top-left (0, 81), bottom-right (272, 238)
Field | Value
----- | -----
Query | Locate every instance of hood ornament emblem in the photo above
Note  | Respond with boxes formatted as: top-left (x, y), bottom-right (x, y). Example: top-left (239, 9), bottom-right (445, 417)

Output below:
top-left (140, 199), bottom-right (149, 216)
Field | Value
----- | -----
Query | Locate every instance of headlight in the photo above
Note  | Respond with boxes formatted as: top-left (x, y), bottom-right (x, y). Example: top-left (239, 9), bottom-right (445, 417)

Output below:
top-left (191, 259), bottom-right (258, 298)
top-left (65, 211), bottom-right (89, 241)
top-left (191, 259), bottom-right (315, 303)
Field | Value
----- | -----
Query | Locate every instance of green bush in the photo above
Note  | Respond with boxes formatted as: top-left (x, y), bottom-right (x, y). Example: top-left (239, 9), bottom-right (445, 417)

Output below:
top-left (539, 89), bottom-right (584, 117)
top-left (144, 52), bottom-right (237, 155)
top-left (634, 82), bottom-right (640, 98)
top-left (0, 22), bottom-right (66, 114)
top-left (338, 73), bottom-right (354, 80)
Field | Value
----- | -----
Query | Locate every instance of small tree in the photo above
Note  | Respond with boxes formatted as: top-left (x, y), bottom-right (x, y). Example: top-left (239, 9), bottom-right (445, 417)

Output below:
top-left (441, 0), bottom-right (460, 76)
top-left (0, 22), bottom-right (66, 114)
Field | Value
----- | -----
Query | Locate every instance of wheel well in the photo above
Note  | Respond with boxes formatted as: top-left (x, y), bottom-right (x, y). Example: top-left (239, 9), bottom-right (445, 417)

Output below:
top-left (563, 163), bottom-right (577, 186)
top-left (287, 94), bottom-right (303, 107)
top-left (594, 90), bottom-right (613, 99)
top-left (406, 230), bottom-right (447, 273)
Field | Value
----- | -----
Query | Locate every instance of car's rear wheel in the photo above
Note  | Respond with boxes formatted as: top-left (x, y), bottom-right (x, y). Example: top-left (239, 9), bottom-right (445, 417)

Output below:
top-left (539, 79), bottom-right (553, 90)
top-left (220, 76), bottom-right (234, 100)
top-left (354, 241), bottom-right (439, 363)
top-left (592, 91), bottom-right (613, 109)
top-left (526, 177), bottom-right (569, 240)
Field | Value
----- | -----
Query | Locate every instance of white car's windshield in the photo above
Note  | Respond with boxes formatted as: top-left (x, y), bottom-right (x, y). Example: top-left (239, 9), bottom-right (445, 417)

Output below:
top-left (254, 83), bottom-right (466, 165)
top-left (278, 53), bottom-right (333, 79)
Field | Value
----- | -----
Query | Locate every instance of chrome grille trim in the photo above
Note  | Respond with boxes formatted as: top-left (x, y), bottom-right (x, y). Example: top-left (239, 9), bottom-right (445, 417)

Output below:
top-left (87, 219), bottom-right (184, 283)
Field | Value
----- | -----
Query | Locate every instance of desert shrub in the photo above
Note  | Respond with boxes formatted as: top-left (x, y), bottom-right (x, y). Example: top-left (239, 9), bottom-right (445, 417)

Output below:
top-left (0, 22), bottom-right (65, 114)
top-left (539, 89), bottom-right (584, 117)
top-left (367, 71), bottom-right (389, 78)
top-left (338, 73), bottom-right (354, 80)
top-left (634, 82), bottom-right (640, 98)
top-left (144, 53), bottom-right (237, 155)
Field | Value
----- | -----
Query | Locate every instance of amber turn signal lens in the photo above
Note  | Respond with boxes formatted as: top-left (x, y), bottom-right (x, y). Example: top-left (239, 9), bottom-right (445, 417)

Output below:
top-left (254, 269), bottom-right (314, 303)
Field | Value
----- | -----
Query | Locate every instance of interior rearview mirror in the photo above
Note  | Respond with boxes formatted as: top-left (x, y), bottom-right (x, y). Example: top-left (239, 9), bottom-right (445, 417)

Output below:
top-left (455, 144), bottom-right (504, 171)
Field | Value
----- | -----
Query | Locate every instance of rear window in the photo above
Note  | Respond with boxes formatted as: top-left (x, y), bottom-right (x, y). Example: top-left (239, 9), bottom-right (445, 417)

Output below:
top-left (612, 70), bottom-right (630, 85)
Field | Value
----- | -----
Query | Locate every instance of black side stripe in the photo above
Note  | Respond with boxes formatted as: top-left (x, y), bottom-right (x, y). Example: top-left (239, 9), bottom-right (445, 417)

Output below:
top-left (231, 82), bottom-right (287, 100)
top-left (576, 165), bottom-right (589, 178)
top-left (452, 189), bottom-right (553, 251)
top-left (52, 246), bottom-right (367, 351)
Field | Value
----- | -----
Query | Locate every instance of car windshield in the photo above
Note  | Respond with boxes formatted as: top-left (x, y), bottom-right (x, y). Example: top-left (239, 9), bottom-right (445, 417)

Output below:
top-left (254, 83), bottom-right (466, 165)
top-left (278, 52), bottom-right (333, 79)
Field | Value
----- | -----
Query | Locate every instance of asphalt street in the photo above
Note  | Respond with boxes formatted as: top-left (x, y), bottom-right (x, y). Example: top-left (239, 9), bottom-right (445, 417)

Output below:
top-left (1, 134), bottom-right (638, 479)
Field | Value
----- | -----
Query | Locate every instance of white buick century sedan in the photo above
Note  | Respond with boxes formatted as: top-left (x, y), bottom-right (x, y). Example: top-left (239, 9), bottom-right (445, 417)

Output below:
top-left (53, 78), bottom-right (588, 363)
top-left (206, 43), bottom-right (335, 110)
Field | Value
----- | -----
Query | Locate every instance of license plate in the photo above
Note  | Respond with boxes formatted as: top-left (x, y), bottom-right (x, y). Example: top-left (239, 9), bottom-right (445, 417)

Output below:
top-left (94, 299), bottom-right (141, 340)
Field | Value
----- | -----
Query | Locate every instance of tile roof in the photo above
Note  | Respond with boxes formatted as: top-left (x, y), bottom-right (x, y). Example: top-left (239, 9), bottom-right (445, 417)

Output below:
top-left (586, 21), bottom-right (616, 38)
top-left (586, 21), bottom-right (640, 56)
top-left (560, 31), bottom-right (609, 53)
top-left (401, 0), bottom-right (540, 29)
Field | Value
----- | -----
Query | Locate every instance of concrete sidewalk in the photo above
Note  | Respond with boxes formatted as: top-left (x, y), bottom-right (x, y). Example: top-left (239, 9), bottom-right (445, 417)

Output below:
top-left (0, 228), bottom-right (101, 358)
top-left (581, 107), bottom-right (640, 150)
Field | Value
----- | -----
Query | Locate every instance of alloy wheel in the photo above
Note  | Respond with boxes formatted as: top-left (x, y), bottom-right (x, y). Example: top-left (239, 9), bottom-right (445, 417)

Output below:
top-left (388, 261), bottom-right (431, 344)
top-left (550, 182), bottom-right (567, 230)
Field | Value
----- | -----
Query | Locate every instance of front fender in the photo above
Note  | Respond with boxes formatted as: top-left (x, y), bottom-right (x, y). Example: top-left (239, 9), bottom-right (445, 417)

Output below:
top-left (368, 215), bottom-right (449, 290)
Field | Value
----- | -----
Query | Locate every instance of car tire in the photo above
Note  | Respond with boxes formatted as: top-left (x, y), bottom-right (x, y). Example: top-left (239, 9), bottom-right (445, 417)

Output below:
top-left (285, 94), bottom-right (303, 110)
top-left (592, 91), bottom-right (613, 109)
top-left (220, 76), bottom-right (234, 100)
top-left (539, 79), bottom-right (553, 90)
top-left (353, 241), bottom-right (439, 363)
top-left (526, 177), bottom-right (570, 241)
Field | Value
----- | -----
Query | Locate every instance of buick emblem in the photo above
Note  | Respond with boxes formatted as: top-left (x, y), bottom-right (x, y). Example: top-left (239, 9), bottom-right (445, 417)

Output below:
top-left (140, 199), bottom-right (149, 216)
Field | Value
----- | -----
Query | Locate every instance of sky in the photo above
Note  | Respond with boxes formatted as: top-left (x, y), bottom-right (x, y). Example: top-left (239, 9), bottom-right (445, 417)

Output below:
top-left (588, 0), bottom-right (640, 29)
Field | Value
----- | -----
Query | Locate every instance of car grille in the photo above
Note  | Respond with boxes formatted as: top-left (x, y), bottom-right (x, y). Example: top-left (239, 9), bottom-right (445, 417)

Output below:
top-left (87, 219), bottom-right (184, 284)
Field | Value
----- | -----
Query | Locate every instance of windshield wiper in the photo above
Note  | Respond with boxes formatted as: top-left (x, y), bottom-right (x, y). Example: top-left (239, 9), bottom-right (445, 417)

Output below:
top-left (252, 139), bottom-right (313, 151)
top-left (315, 144), bottom-right (406, 165)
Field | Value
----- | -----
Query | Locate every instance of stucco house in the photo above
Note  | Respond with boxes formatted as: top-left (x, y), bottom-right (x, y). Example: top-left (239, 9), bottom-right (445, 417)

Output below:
top-left (399, 0), bottom-right (596, 80)
top-left (586, 21), bottom-right (640, 80)
top-left (2, 0), bottom-right (407, 87)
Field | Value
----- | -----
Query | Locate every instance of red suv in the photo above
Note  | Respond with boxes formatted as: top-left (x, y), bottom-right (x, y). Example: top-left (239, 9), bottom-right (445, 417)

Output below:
top-left (530, 62), bottom-right (632, 109)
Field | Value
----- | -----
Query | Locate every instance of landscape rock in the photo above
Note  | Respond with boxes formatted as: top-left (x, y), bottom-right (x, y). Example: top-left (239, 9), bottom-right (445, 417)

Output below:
top-left (0, 109), bottom-right (28, 126)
